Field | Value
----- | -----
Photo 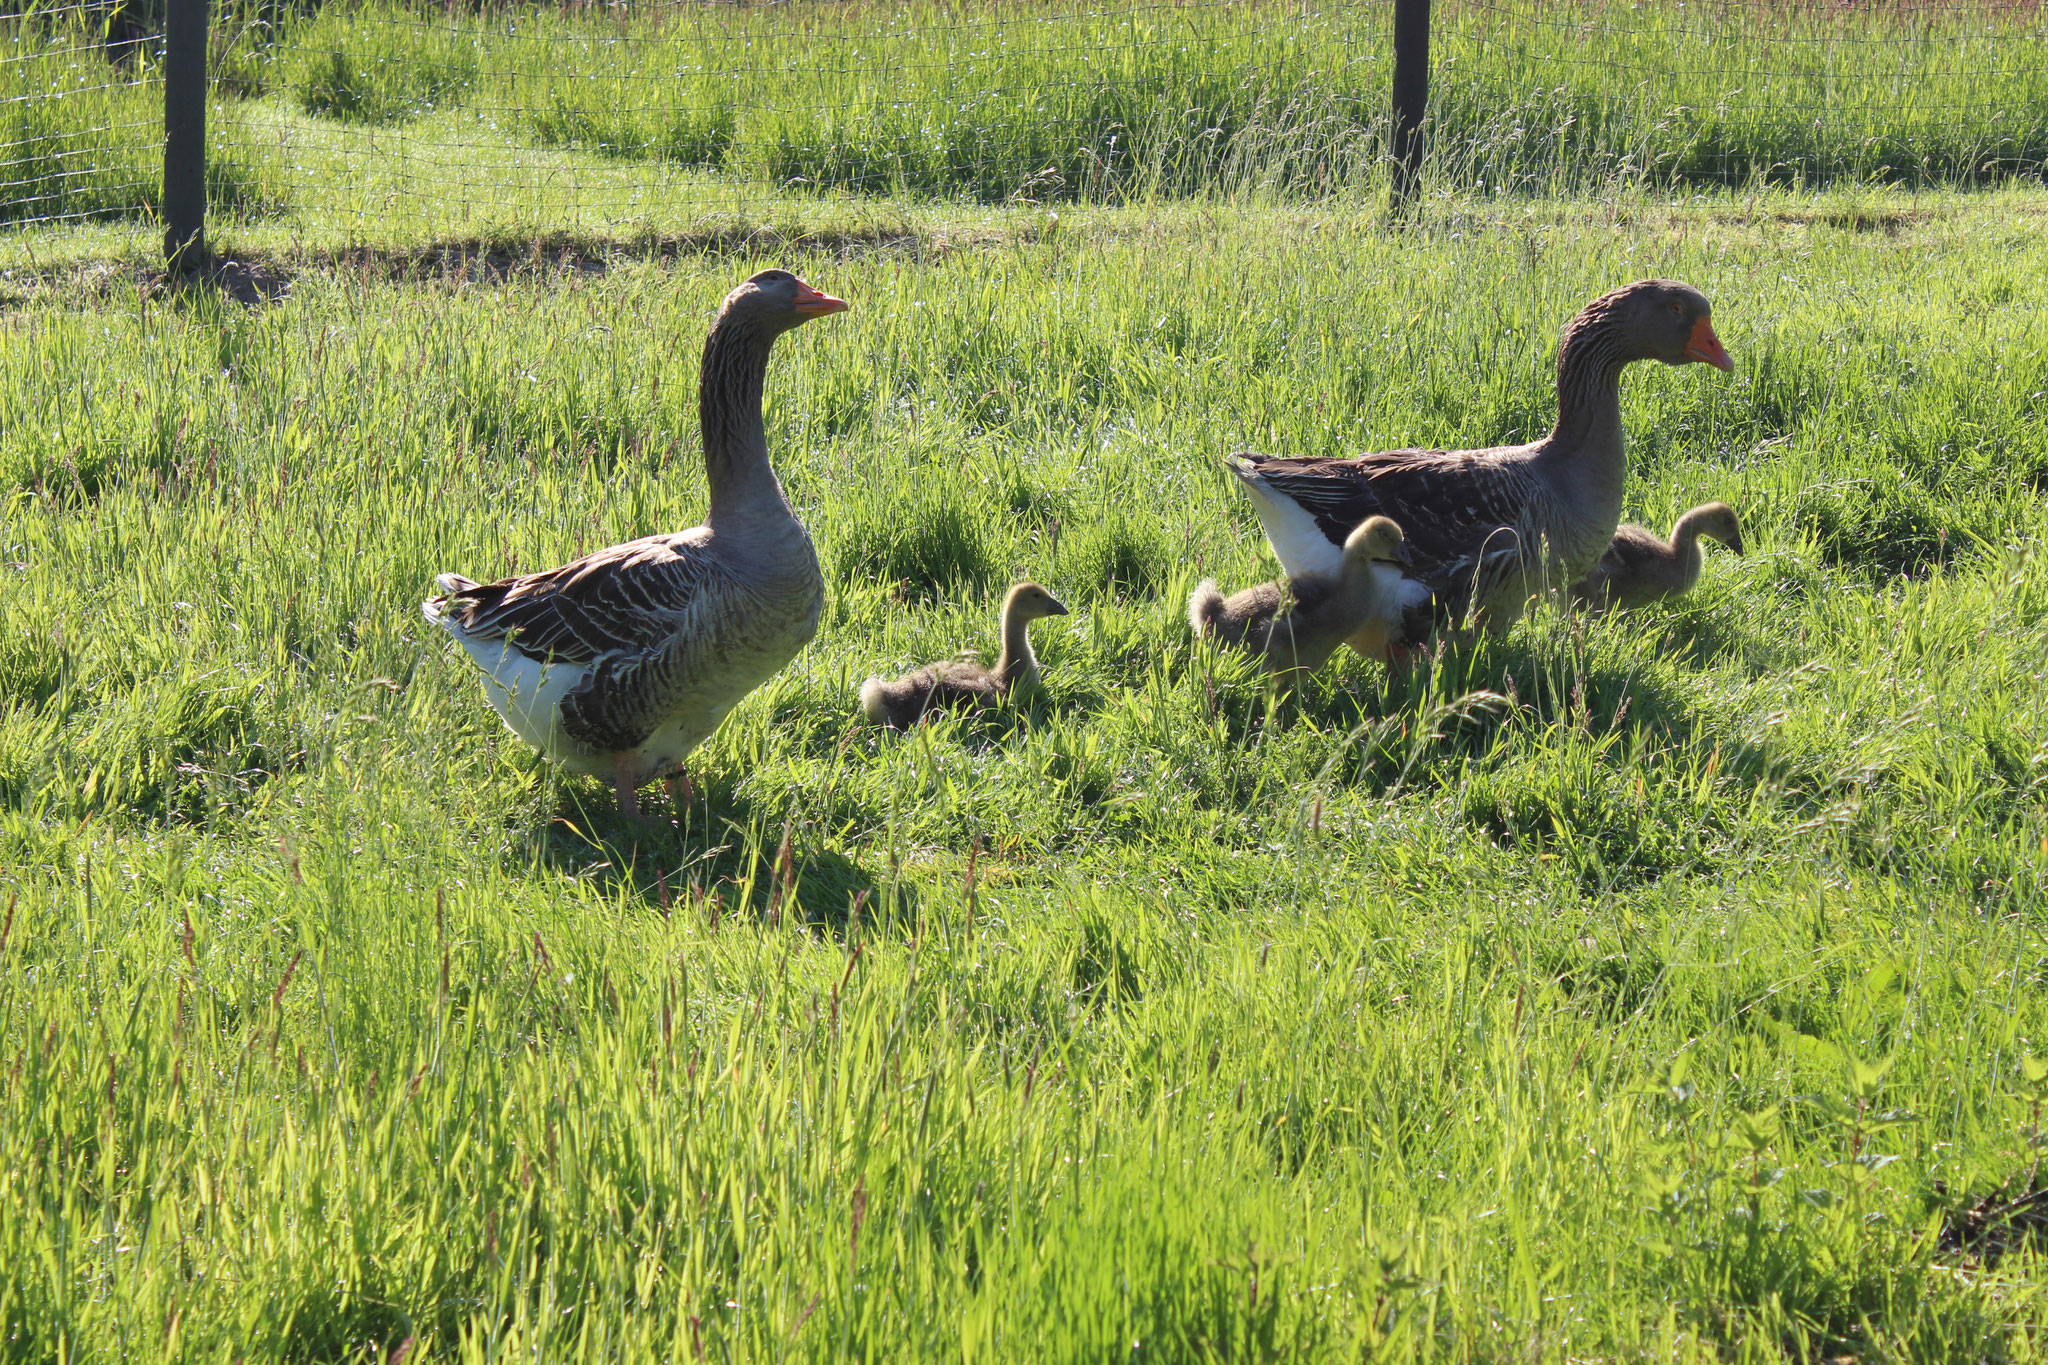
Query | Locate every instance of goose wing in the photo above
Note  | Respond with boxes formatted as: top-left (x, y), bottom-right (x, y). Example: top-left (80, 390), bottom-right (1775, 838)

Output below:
top-left (1232, 451), bottom-right (1531, 576)
top-left (429, 531), bottom-right (757, 752)
top-left (431, 531), bottom-right (720, 665)
top-left (1230, 450), bottom-right (1535, 609)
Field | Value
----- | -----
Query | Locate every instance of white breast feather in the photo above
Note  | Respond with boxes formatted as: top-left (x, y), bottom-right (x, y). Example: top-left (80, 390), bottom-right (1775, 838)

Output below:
top-left (1373, 562), bottom-right (1434, 615)
top-left (424, 596), bottom-right (600, 772)
top-left (463, 635), bottom-right (591, 761)
top-left (1237, 475), bottom-right (1344, 579)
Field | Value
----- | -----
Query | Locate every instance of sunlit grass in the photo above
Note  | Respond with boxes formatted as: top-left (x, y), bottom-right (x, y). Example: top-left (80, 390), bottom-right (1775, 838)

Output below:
top-left (3, 182), bottom-right (2048, 1357)
top-left (9, 0), bottom-right (2048, 243)
top-left (263, 0), bottom-right (2048, 198)
top-left (0, 7), bottom-right (288, 227)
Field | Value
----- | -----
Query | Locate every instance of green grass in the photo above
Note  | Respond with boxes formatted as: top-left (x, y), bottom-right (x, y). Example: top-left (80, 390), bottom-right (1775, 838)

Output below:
top-left (259, 0), bottom-right (2048, 199)
top-left (0, 7), bottom-right (287, 227)
top-left (9, 0), bottom-right (2048, 240)
top-left (4, 181), bottom-right (2048, 1359)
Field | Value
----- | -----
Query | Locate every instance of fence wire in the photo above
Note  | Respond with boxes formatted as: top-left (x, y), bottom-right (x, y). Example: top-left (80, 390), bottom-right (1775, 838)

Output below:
top-left (5, 0), bottom-right (2048, 239)
top-left (219, 0), bottom-right (1389, 232)
top-left (1445, 0), bottom-right (2048, 188)
top-left (3, 2), bottom-right (166, 226)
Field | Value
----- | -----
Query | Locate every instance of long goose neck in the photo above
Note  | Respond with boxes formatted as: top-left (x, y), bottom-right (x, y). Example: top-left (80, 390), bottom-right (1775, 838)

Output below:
top-left (699, 311), bottom-right (785, 524)
top-left (1541, 307), bottom-right (1632, 482)
top-left (995, 605), bottom-right (1039, 688)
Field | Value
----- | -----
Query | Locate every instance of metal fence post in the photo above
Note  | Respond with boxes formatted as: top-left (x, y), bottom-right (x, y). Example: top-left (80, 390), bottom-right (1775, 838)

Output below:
top-left (1390, 0), bottom-right (1431, 207)
top-left (163, 0), bottom-right (209, 269)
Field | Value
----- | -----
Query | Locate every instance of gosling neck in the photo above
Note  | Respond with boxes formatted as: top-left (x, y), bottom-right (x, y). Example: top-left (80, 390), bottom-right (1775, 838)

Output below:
top-left (1667, 510), bottom-right (1710, 587)
top-left (699, 311), bottom-right (792, 529)
top-left (995, 604), bottom-right (1041, 689)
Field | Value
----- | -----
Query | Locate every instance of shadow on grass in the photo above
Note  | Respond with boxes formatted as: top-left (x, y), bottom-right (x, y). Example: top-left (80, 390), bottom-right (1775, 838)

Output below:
top-left (65, 220), bottom-right (949, 313)
top-left (1267, 627), bottom-right (1782, 891)
top-left (531, 770), bottom-right (898, 934)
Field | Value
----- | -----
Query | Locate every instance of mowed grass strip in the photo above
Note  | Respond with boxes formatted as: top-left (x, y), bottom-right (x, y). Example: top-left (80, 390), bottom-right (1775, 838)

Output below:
top-left (2, 189), bottom-right (2047, 1358)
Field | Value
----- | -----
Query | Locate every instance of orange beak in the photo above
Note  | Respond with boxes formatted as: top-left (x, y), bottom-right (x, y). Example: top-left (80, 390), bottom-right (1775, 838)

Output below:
top-left (793, 279), bottom-right (849, 317)
top-left (1684, 316), bottom-right (1733, 371)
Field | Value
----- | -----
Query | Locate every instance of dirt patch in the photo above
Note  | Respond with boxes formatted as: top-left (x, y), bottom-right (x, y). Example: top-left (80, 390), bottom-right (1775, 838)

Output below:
top-left (1938, 1175), bottom-right (2048, 1267)
top-left (327, 222), bottom-right (951, 283)
top-left (1, 220), bottom-right (979, 312)
top-left (1770, 205), bottom-right (1934, 235)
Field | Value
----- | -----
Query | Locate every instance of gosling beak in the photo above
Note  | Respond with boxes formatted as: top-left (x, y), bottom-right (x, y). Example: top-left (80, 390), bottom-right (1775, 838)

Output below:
top-left (1373, 541), bottom-right (1414, 568)
top-left (1729, 536), bottom-right (1746, 557)
top-left (1044, 596), bottom-right (1070, 616)
top-left (793, 279), bottom-right (849, 317)
top-left (1684, 316), bottom-right (1734, 371)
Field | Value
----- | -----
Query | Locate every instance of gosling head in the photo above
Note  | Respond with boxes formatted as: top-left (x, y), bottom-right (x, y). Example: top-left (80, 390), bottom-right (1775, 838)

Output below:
top-left (719, 268), bottom-right (849, 335)
top-left (1578, 279), bottom-right (1733, 372)
top-left (1342, 516), bottom-right (1412, 567)
top-left (1003, 582), bottom-right (1069, 622)
top-left (1684, 501), bottom-right (1745, 556)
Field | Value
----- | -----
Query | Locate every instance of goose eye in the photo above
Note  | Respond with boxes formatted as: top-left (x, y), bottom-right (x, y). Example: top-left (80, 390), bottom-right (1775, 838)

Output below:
top-left (1668, 300), bottom-right (1683, 315)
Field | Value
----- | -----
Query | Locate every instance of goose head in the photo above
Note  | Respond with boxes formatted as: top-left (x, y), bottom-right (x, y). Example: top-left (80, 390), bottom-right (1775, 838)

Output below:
top-left (1004, 582), bottom-right (1070, 623)
top-left (1343, 515), bottom-right (1413, 567)
top-left (1585, 280), bottom-right (1733, 371)
top-left (1685, 501), bottom-right (1746, 555)
top-left (722, 268), bottom-right (849, 334)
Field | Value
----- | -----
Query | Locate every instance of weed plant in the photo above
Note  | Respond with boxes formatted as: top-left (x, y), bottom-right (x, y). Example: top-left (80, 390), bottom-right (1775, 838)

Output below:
top-left (2, 185), bottom-right (2048, 1357)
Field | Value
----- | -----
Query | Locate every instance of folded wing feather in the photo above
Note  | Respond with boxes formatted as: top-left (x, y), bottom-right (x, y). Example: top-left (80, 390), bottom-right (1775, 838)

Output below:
top-left (428, 530), bottom-right (780, 758)
top-left (434, 531), bottom-right (719, 664)
top-left (1231, 451), bottom-right (1538, 631)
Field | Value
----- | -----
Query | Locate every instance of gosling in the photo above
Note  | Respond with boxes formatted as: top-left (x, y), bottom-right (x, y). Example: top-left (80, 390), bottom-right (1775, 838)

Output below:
top-left (1570, 502), bottom-right (1745, 611)
top-left (1188, 516), bottom-right (1411, 681)
top-left (860, 582), bottom-right (1069, 728)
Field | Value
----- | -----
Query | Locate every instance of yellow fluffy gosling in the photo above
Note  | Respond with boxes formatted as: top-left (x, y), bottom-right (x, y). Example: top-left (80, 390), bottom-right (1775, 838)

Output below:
top-left (1188, 516), bottom-right (1411, 681)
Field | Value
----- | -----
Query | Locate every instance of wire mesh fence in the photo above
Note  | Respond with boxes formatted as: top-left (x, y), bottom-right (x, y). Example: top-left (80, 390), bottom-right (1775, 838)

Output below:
top-left (6, 0), bottom-right (2048, 242)
top-left (3, 0), bottom-right (166, 225)
top-left (1438, 0), bottom-right (2048, 189)
top-left (225, 0), bottom-right (1397, 233)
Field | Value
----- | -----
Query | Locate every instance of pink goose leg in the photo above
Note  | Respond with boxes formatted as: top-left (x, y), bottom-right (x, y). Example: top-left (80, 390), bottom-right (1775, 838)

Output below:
top-left (611, 753), bottom-right (642, 821)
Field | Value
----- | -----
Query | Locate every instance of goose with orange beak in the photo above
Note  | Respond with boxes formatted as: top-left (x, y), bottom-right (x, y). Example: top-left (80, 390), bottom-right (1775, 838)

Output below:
top-left (1225, 279), bottom-right (1734, 659)
top-left (425, 269), bottom-right (849, 820)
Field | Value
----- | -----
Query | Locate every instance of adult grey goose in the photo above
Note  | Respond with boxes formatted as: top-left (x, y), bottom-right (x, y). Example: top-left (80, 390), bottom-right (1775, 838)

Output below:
top-left (1188, 516), bottom-right (1411, 683)
top-left (1227, 279), bottom-right (1734, 660)
top-left (859, 582), bottom-right (1069, 728)
top-left (1570, 501), bottom-right (1745, 610)
top-left (422, 269), bottom-right (847, 819)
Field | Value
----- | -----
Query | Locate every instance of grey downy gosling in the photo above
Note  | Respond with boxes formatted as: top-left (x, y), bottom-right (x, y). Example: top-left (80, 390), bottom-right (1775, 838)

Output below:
top-left (1570, 501), bottom-right (1744, 610)
top-left (1188, 516), bottom-right (1411, 681)
top-left (860, 582), bottom-right (1069, 727)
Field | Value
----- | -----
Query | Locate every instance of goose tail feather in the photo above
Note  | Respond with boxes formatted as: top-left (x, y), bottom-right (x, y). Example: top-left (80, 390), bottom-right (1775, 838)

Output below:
top-left (1188, 580), bottom-right (1224, 636)
top-left (1221, 455), bottom-right (1343, 581)
top-left (858, 676), bottom-right (890, 723)
top-left (422, 574), bottom-right (481, 630)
